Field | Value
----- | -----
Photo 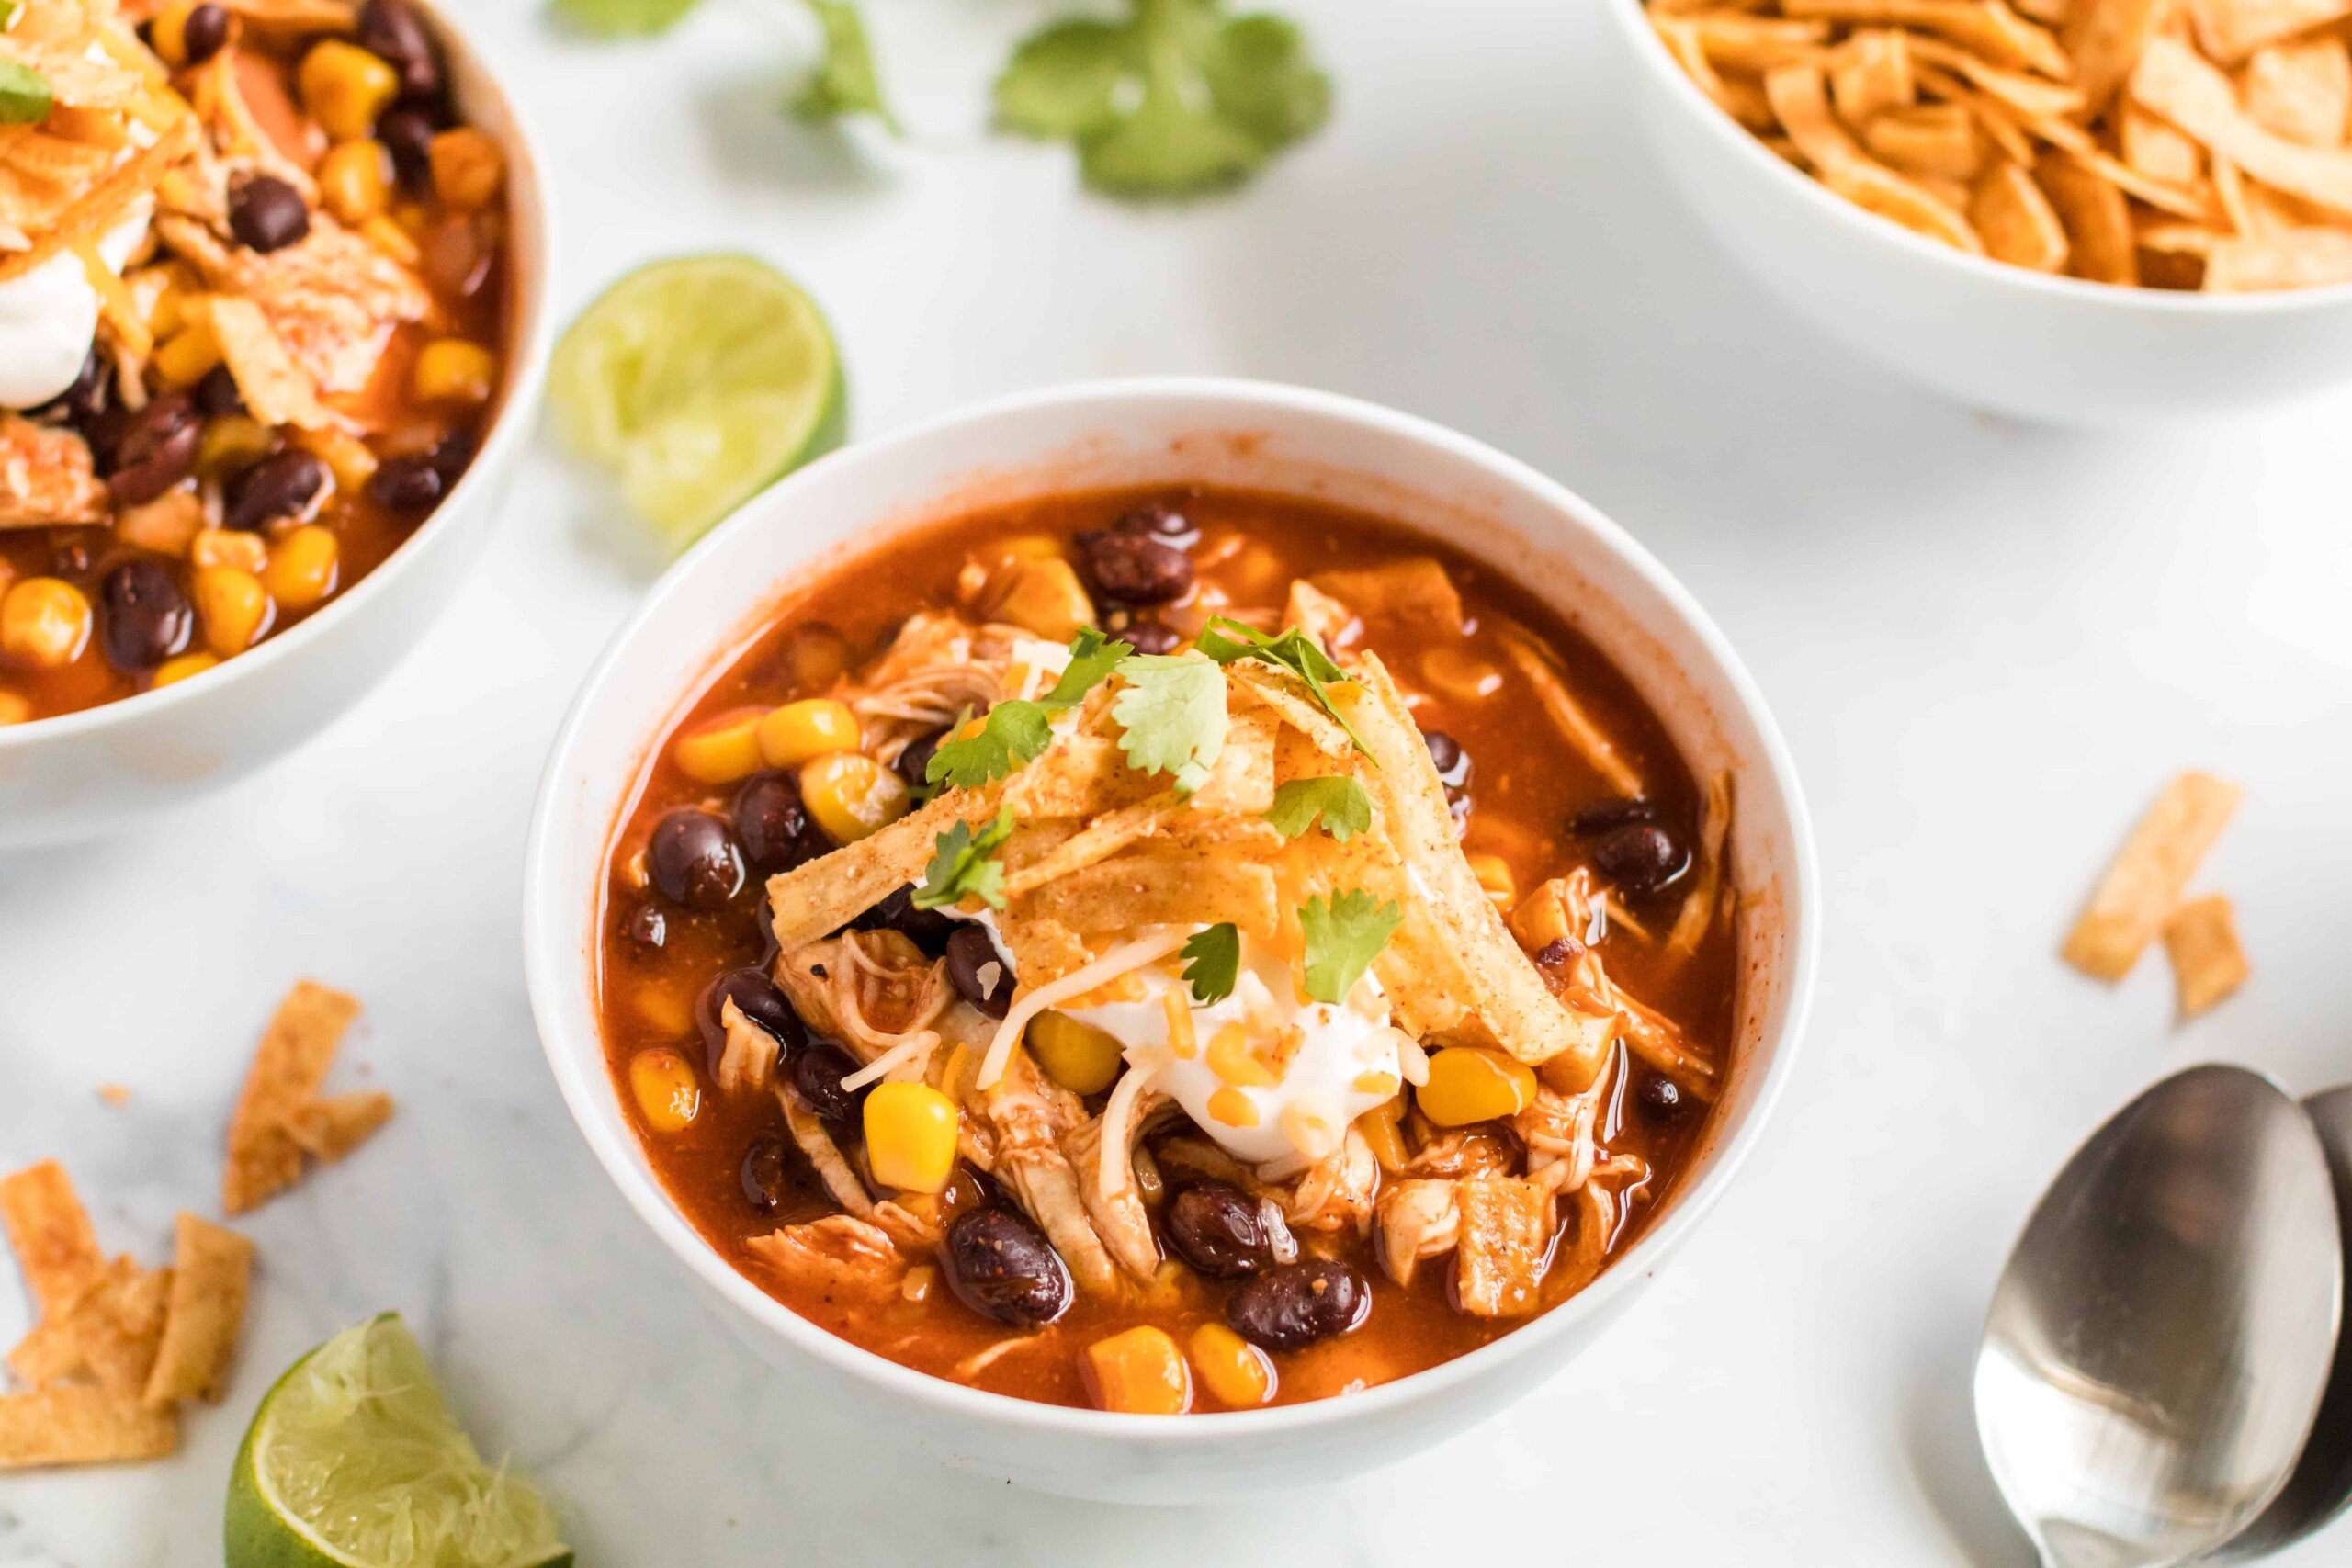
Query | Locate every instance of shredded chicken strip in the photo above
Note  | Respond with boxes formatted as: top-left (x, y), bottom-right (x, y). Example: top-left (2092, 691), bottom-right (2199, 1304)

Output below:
top-left (1063, 1078), bottom-right (1168, 1283)
top-left (775, 1085), bottom-right (875, 1218)
top-left (980, 1049), bottom-right (1122, 1296)
top-left (1376, 1178), bottom-right (1462, 1286)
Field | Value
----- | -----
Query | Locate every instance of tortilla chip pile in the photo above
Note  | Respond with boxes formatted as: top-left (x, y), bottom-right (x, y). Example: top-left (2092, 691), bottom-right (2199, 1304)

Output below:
top-left (1648, 0), bottom-right (2352, 289)
top-left (2063, 769), bottom-right (2248, 1016)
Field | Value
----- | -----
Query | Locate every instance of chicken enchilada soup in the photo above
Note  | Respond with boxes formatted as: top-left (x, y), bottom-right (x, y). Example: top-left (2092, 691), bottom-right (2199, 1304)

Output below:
top-left (598, 488), bottom-right (1738, 1413)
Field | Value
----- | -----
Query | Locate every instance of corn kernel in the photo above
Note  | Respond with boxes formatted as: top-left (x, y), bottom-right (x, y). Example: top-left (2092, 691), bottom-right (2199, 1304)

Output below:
top-left (317, 138), bottom-right (391, 225)
top-left (294, 427), bottom-right (379, 492)
top-left (196, 416), bottom-right (277, 479)
top-left (1356, 1098), bottom-right (1409, 1174)
top-left (190, 528), bottom-right (268, 573)
top-left (361, 215), bottom-right (420, 265)
top-left (1, 579), bottom-right (93, 670)
top-left (191, 566), bottom-right (272, 657)
top-left (152, 652), bottom-right (218, 689)
top-left (1416, 1047), bottom-right (1538, 1128)
top-left (264, 525), bottom-right (340, 612)
top-left (755, 697), bottom-right (860, 770)
top-left (1466, 852), bottom-right (1515, 911)
top-left (298, 39), bottom-right (401, 141)
top-left (1084, 1326), bottom-right (1191, 1416)
top-left (1026, 1010), bottom-right (1125, 1097)
top-left (1352, 1070), bottom-right (1400, 1098)
top-left (987, 556), bottom-right (1094, 640)
top-left (863, 1081), bottom-right (958, 1194)
top-left (428, 127), bottom-right (504, 209)
top-left (1206, 1086), bottom-right (1259, 1129)
top-left (628, 1048), bottom-right (701, 1134)
top-left (981, 534), bottom-right (1068, 573)
top-left (152, 321), bottom-right (223, 388)
top-left (900, 1265), bottom-right (937, 1303)
top-left (413, 339), bottom-right (498, 406)
top-left (1205, 1024), bottom-right (1276, 1089)
top-left (0, 689), bottom-right (32, 726)
top-left (672, 706), bottom-right (769, 784)
top-left (800, 751), bottom-right (910, 845)
top-left (1187, 1323), bottom-right (1274, 1409)
top-left (149, 1), bottom-right (201, 66)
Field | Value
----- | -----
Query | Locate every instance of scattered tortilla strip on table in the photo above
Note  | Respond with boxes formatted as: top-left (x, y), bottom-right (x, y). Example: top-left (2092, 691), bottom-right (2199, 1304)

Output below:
top-left (2162, 894), bottom-right (2250, 1017)
top-left (0, 1384), bottom-right (178, 1471)
top-left (141, 1215), bottom-right (254, 1407)
top-left (2061, 770), bottom-right (2243, 981)
top-left (0, 1161), bottom-right (105, 1318)
top-left (223, 980), bottom-right (390, 1213)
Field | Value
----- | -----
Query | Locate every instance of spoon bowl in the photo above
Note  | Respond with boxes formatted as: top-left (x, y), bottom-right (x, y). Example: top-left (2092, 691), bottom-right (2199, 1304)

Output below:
top-left (1975, 1064), bottom-right (2343, 1568)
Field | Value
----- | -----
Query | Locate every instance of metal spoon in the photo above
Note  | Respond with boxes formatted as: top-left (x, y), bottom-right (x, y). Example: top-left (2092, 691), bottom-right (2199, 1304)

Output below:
top-left (1974, 1064), bottom-right (2343, 1568)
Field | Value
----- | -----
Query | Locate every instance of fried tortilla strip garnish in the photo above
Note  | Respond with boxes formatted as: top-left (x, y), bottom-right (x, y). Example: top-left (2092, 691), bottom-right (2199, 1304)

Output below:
top-left (1973, 161), bottom-right (2074, 269)
top-left (141, 1214), bottom-right (253, 1407)
top-left (222, 980), bottom-right (366, 1213)
top-left (2039, 150), bottom-right (2143, 283)
top-left (2242, 36), bottom-right (2352, 146)
top-left (2061, 770), bottom-right (2243, 981)
top-left (2190, 0), bottom-right (2352, 64)
top-left (2063, 0), bottom-right (2176, 107)
top-left (2132, 37), bottom-right (2352, 217)
top-left (0, 113), bottom-right (197, 286)
top-left (6, 1257), bottom-right (173, 1398)
top-left (196, 294), bottom-right (334, 430)
top-left (0, 413), bottom-right (108, 530)
top-left (0, 1384), bottom-right (179, 1471)
top-left (156, 213), bottom-right (432, 397)
top-left (1, 1161), bottom-right (106, 1318)
top-left (1453, 1175), bottom-right (1556, 1318)
top-left (1906, 33), bottom-right (2087, 116)
top-left (2162, 893), bottom-right (2250, 1016)
top-left (1781, 0), bottom-right (2071, 76)
top-left (2205, 225), bottom-right (2352, 286)
top-left (1769, 60), bottom-right (1988, 250)
top-left (1866, 102), bottom-right (1991, 176)
top-left (767, 780), bottom-right (1009, 952)
top-left (2123, 103), bottom-right (2208, 185)
top-left (1020, 855), bottom-right (1283, 942)
top-left (1831, 28), bottom-right (1917, 122)
top-left (1676, 11), bottom-right (1837, 71)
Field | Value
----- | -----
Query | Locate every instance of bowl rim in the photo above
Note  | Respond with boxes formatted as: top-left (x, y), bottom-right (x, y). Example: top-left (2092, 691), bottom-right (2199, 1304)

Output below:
top-left (1600, 0), bottom-right (2352, 315)
top-left (0, 0), bottom-right (559, 750)
top-left (523, 376), bottom-right (1821, 1441)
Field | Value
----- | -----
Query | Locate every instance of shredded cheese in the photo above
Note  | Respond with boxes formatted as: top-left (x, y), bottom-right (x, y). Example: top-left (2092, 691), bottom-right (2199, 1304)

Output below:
top-left (840, 1031), bottom-right (939, 1092)
top-left (1098, 1065), bottom-right (1158, 1204)
top-left (975, 929), bottom-right (1193, 1091)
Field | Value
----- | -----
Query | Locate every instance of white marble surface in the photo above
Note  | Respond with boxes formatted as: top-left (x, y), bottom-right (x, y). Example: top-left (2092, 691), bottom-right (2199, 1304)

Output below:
top-left (7, 0), bottom-right (2352, 1562)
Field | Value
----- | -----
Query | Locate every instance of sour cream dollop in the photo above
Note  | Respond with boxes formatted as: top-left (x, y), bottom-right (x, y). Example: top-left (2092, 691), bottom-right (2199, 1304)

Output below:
top-left (0, 199), bottom-right (153, 411)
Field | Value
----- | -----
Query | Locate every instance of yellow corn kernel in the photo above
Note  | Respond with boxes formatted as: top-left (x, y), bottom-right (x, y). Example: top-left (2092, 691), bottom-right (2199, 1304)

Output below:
top-left (1025, 1010), bottom-right (1125, 1097)
top-left (190, 528), bottom-right (268, 573)
top-left (149, 1), bottom-right (201, 66)
top-left (196, 415), bottom-right (277, 479)
top-left (1206, 1086), bottom-right (1260, 1129)
top-left (755, 697), bottom-right (860, 770)
top-left (901, 1264), bottom-right (937, 1303)
top-left (298, 39), bottom-right (401, 141)
top-left (294, 426), bottom-right (379, 492)
top-left (317, 138), bottom-right (391, 225)
top-left (800, 751), bottom-right (910, 845)
top-left (0, 689), bottom-right (32, 726)
top-left (361, 214), bottom-right (421, 265)
top-left (264, 525), bottom-right (340, 612)
top-left (1466, 852), bottom-right (1515, 912)
top-left (428, 127), bottom-right (504, 209)
top-left (413, 339), bottom-right (498, 406)
top-left (863, 1081), bottom-right (958, 1194)
top-left (1187, 1323), bottom-right (1274, 1409)
top-left (1084, 1325), bottom-right (1191, 1416)
top-left (152, 321), bottom-right (223, 388)
top-left (1417, 1046), bottom-right (1538, 1128)
top-left (1356, 1098), bottom-right (1409, 1174)
top-left (987, 556), bottom-right (1094, 641)
top-left (628, 1048), bottom-right (702, 1134)
top-left (672, 705), bottom-right (768, 784)
top-left (1205, 1024), bottom-right (1276, 1089)
top-left (1, 579), bottom-right (93, 670)
top-left (1352, 1070), bottom-right (1401, 1098)
top-left (390, 198), bottom-right (431, 237)
top-left (152, 652), bottom-right (218, 689)
top-left (981, 534), bottom-right (1068, 573)
top-left (191, 566), bottom-right (272, 657)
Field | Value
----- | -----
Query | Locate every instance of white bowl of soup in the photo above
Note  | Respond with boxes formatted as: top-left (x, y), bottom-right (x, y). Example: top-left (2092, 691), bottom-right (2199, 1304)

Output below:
top-left (0, 0), bottom-right (553, 845)
top-left (524, 378), bottom-right (1817, 1501)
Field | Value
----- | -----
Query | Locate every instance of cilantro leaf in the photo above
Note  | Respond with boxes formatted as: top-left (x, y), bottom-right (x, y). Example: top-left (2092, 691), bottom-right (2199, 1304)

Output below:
top-left (913, 807), bottom-right (1018, 910)
top-left (1265, 776), bottom-right (1371, 842)
top-left (0, 61), bottom-right (51, 125)
top-left (926, 702), bottom-right (1053, 791)
top-left (549, 0), bottom-right (703, 38)
top-left (793, 0), bottom-right (899, 132)
top-left (1111, 654), bottom-right (1227, 795)
top-left (1298, 890), bottom-right (1402, 1006)
top-left (1180, 922), bottom-right (1240, 1005)
top-left (1201, 15), bottom-right (1329, 148)
top-left (1041, 626), bottom-right (1131, 712)
top-left (994, 18), bottom-right (1128, 140)
top-left (1195, 616), bottom-right (1374, 758)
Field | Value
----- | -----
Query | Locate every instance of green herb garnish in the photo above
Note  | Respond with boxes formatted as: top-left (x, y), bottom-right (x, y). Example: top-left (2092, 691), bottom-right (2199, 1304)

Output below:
top-left (912, 807), bottom-right (1018, 910)
top-left (1041, 626), bottom-right (1130, 711)
top-left (1180, 922), bottom-right (1240, 1005)
top-left (1265, 775), bottom-right (1371, 842)
top-left (548, 0), bottom-right (703, 38)
top-left (1196, 616), bottom-right (1373, 757)
top-left (1111, 653), bottom-right (1227, 795)
top-left (1298, 889), bottom-right (1401, 1005)
top-left (995, 0), bottom-right (1329, 198)
top-left (925, 703), bottom-right (1054, 791)
top-left (0, 61), bottom-right (51, 125)
top-left (792, 0), bottom-right (899, 132)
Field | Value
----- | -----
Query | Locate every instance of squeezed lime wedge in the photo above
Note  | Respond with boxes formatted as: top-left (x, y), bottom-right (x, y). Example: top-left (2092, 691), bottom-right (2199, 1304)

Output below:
top-left (224, 1314), bottom-right (571, 1568)
top-left (550, 254), bottom-right (847, 552)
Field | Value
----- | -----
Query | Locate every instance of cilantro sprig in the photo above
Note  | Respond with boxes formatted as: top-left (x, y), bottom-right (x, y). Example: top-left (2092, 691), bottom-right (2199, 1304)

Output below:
top-left (1111, 654), bottom-right (1227, 795)
top-left (1265, 776), bottom-right (1371, 842)
top-left (1298, 889), bottom-right (1401, 1005)
top-left (1195, 616), bottom-right (1373, 757)
top-left (923, 627), bottom-right (1131, 793)
top-left (0, 61), bottom-right (51, 126)
top-left (548, 0), bottom-right (703, 37)
top-left (792, 0), bottom-right (899, 131)
top-left (1180, 923), bottom-right (1240, 1005)
top-left (1044, 626), bottom-right (1131, 708)
top-left (912, 807), bottom-right (1018, 910)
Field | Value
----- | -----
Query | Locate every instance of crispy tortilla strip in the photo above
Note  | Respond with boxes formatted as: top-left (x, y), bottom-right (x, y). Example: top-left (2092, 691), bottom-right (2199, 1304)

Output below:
top-left (1008, 736), bottom-right (1157, 818)
top-left (2192, 0), bottom-right (2352, 62)
top-left (1832, 28), bottom-right (1917, 122)
top-left (2243, 36), bottom-right (2352, 144)
top-left (993, 910), bottom-right (1093, 989)
top-left (157, 212), bottom-right (431, 396)
top-left (11, 1257), bottom-right (173, 1398)
top-left (1865, 102), bottom-right (1991, 175)
top-left (2132, 36), bottom-right (2352, 216)
top-left (2064, 0), bottom-right (2177, 106)
top-left (1655, 15), bottom-right (1745, 119)
top-left (0, 37), bottom-right (142, 111)
top-left (0, 412), bottom-right (107, 530)
top-left (2138, 217), bottom-right (2226, 251)
top-left (1769, 60), bottom-right (1986, 248)
top-left (222, 980), bottom-right (361, 1214)
top-left (1782, 0), bottom-right (2071, 75)
top-left (2205, 224), bottom-right (2352, 284)
top-left (286, 1089), bottom-right (394, 1162)
top-left (2162, 893), bottom-right (2249, 1015)
top-left (2062, 770), bottom-right (2243, 981)
top-left (1308, 558), bottom-right (1465, 632)
top-left (1973, 87), bottom-right (2217, 214)
top-left (1678, 11), bottom-right (1836, 71)
top-left (2124, 103), bottom-right (2208, 184)
top-left (1225, 661), bottom-right (1352, 759)
top-left (0, 112), bottom-right (195, 286)
top-left (1453, 1175), bottom-right (1555, 1318)
top-left (1973, 161), bottom-right (2074, 268)
top-left (2039, 152), bottom-right (2143, 283)
top-left (197, 294), bottom-right (334, 430)
top-left (0, 1385), bottom-right (178, 1470)
top-left (141, 1215), bottom-right (253, 1407)
top-left (1930, 71), bottom-right (2043, 159)
top-left (1019, 856), bottom-right (1283, 942)
top-left (1, 1161), bottom-right (105, 1318)
top-left (1906, 33), bottom-right (2086, 116)
top-left (766, 780), bottom-right (1007, 951)
top-left (1001, 797), bottom-right (1194, 896)
top-left (2212, 152), bottom-right (2262, 230)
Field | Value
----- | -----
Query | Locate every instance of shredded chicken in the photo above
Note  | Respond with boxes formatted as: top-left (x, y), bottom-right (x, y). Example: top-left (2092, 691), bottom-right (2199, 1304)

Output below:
top-left (1375, 1178), bottom-right (1461, 1286)
top-left (157, 212), bottom-right (430, 397)
top-left (774, 929), bottom-right (952, 1086)
top-left (775, 1085), bottom-right (874, 1218)
top-left (1064, 1077), bottom-right (1170, 1283)
top-left (0, 415), bottom-right (107, 530)
top-left (715, 999), bottom-right (778, 1096)
top-left (980, 1048), bottom-right (1121, 1296)
top-left (1277, 1127), bottom-right (1379, 1237)
top-left (745, 1216), bottom-right (904, 1308)
top-left (1406, 1123), bottom-right (1520, 1180)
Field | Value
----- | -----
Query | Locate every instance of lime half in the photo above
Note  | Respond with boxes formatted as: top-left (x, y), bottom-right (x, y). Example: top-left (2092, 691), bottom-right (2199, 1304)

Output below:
top-left (551, 254), bottom-right (847, 552)
top-left (225, 1314), bottom-right (571, 1568)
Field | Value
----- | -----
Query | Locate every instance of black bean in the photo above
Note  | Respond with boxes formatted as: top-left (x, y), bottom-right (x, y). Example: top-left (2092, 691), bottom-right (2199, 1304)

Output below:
top-left (368, 452), bottom-right (444, 511)
top-left (790, 1041), bottom-right (866, 1125)
top-left (1112, 501), bottom-right (1199, 548)
top-left (1226, 1258), bottom-right (1370, 1352)
top-left (377, 106), bottom-right (438, 192)
top-left (428, 429), bottom-right (475, 484)
top-left (1121, 619), bottom-right (1181, 656)
top-left (99, 559), bottom-right (192, 672)
top-left (106, 398), bottom-right (199, 505)
top-left (732, 770), bottom-right (821, 873)
top-left (942, 1208), bottom-right (1072, 1328)
top-left (945, 924), bottom-right (1015, 1019)
top-left (359, 0), bottom-right (444, 101)
top-left (1076, 529), bottom-right (1192, 606)
top-left (648, 809), bottom-right (745, 909)
top-left (1534, 936), bottom-right (1584, 971)
top-left (180, 3), bottom-right (230, 64)
top-left (110, 393), bottom-right (196, 473)
top-left (1569, 797), bottom-right (1659, 838)
top-left (696, 966), bottom-right (805, 1077)
top-left (854, 884), bottom-right (956, 955)
top-left (1591, 822), bottom-right (1690, 898)
top-left (1161, 1182), bottom-right (1272, 1279)
top-left (894, 729), bottom-right (945, 790)
top-left (193, 364), bottom-right (244, 419)
top-left (739, 1136), bottom-right (791, 1213)
top-left (228, 175), bottom-right (310, 254)
top-left (626, 905), bottom-right (667, 949)
top-left (225, 450), bottom-right (330, 532)
top-left (1422, 730), bottom-right (1469, 788)
top-left (1637, 1075), bottom-right (1687, 1121)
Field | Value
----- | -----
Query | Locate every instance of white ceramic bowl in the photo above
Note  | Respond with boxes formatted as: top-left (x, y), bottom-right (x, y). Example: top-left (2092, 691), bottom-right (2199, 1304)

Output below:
top-left (523, 379), bottom-right (1818, 1502)
top-left (0, 0), bottom-right (555, 848)
top-left (1600, 0), bottom-right (2352, 425)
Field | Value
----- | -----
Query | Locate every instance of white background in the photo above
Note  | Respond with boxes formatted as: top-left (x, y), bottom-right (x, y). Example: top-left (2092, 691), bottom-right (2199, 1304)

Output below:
top-left (6, 0), bottom-right (2352, 1562)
